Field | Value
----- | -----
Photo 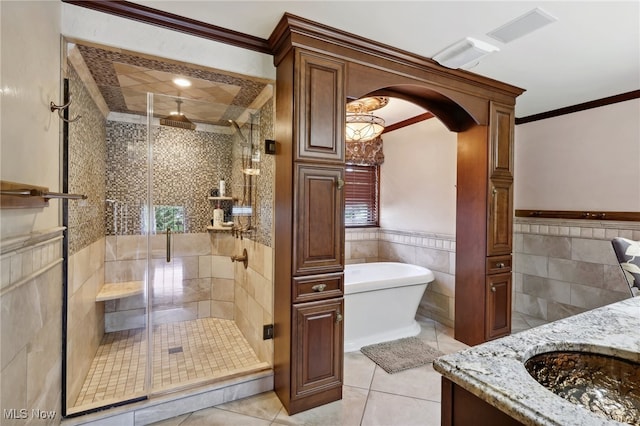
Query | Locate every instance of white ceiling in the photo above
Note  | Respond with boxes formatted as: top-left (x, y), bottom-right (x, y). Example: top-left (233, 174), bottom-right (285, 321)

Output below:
top-left (131, 1), bottom-right (639, 119)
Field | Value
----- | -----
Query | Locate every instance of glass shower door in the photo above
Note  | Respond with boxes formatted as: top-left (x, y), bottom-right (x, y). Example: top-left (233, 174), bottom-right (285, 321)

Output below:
top-left (147, 92), bottom-right (232, 393)
top-left (64, 52), bottom-right (151, 414)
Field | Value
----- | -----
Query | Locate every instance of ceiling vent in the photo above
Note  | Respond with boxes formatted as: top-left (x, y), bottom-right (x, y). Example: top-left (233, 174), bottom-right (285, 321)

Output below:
top-left (488, 8), bottom-right (558, 43)
top-left (432, 37), bottom-right (500, 69)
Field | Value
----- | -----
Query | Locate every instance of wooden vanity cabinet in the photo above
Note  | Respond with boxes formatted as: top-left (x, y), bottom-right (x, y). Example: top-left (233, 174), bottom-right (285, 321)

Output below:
top-left (442, 378), bottom-right (524, 426)
top-left (273, 46), bottom-right (346, 415)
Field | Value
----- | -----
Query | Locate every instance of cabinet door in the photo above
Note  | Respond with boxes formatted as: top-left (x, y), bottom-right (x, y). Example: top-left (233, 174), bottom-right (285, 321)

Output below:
top-left (294, 164), bottom-right (344, 275)
top-left (489, 102), bottom-right (514, 179)
top-left (296, 50), bottom-right (345, 163)
top-left (485, 273), bottom-right (512, 340)
top-left (487, 178), bottom-right (513, 255)
top-left (292, 298), bottom-right (344, 399)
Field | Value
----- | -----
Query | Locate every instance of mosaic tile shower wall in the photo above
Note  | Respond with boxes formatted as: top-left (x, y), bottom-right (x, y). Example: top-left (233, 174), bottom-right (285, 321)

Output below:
top-left (67, 66), bottom-right (107, 255)
top-left (257, 99), bottom-right (275, 248)
top-left (105, 122), bottom-right (233, 235)
top-left (229, 100), bottom-right (274, 247)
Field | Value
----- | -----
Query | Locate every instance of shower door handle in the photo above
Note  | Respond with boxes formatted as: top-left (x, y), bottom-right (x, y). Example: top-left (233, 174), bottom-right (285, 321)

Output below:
top-left (166, 227), bottom-right (171, 263)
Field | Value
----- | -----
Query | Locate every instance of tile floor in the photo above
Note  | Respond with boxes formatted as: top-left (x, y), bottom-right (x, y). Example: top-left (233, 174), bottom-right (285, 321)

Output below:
top-left (73, 317), bottom-right (263, 411)
top-left (148, 312), bottom-right (547, 426)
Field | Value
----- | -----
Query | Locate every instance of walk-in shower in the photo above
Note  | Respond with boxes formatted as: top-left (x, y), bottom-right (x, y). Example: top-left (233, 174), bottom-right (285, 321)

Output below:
top-left (62, 39), bottom-right (275, 416)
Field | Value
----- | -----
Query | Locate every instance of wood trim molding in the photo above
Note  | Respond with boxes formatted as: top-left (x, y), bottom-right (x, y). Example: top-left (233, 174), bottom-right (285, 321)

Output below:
top-left (515, 90), bottom-right (640, 125)
top-left (269, 13), bottom-right (525, 100)
top-left (515, 209), bottom-right (640, 222)
top-left (383, 112), bottom-right (434, 134)
top-left (61, 0), bottom-right (272, 54)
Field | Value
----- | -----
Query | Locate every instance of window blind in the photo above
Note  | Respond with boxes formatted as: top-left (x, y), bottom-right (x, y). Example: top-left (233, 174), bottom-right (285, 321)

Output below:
top-left (344, 164), bottom-right (379, 227)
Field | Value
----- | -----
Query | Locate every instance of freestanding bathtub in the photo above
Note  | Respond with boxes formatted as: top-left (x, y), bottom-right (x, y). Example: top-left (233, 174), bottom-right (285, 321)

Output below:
top-left (343, 262), bottom-right (435, 352)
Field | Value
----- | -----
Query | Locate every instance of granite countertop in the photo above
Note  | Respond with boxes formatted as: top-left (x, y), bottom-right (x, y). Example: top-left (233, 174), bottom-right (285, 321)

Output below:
top-left (433, 297), bottom-right (640, 426)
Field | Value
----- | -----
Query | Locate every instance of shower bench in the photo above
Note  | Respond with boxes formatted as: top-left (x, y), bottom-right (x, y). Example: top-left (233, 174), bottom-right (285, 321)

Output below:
top-left (96, 281), bottom-right (144, 301)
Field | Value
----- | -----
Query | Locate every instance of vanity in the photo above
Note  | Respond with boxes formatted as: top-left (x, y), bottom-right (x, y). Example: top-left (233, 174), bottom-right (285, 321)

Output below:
top-left (434, 297), bottom-right (640, 426)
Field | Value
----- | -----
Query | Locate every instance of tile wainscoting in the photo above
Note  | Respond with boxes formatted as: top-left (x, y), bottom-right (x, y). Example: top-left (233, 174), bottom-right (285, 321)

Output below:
top-left (513, 217), bottom-right (639, 322)
top-left (232, 237), bottom-right (274, 366)
top-left (1, 227), bottom-right (65, 425)
top-left (67, 238), bottom-right (106, 409)
top-left (102, 232), bottom-right (273, 366)
top-left (347, 218), bottom-right (640, 329)
top-left (345, 228), bottom-right (456, 327)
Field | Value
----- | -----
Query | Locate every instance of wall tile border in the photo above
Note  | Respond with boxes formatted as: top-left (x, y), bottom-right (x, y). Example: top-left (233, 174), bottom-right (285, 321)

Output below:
top-left (345, 228), bottom-right (456, 252)
top-left (1, 227), bottom-right (65, 296)
top-left (515, 217), bottom-right (640, 240)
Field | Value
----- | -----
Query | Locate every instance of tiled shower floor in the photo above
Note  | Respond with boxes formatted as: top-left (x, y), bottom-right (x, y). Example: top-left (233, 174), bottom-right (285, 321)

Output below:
top-left (73, 317), bottom-right (263, 410)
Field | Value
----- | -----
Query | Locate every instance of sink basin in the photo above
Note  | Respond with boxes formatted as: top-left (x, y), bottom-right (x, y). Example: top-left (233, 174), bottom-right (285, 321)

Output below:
top-left (525, 351), bottom-right (640, 425)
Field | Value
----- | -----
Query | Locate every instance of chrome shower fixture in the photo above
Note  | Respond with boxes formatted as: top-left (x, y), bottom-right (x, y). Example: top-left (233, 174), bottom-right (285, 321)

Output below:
top-left (228, 119), bottom-right (248, 143)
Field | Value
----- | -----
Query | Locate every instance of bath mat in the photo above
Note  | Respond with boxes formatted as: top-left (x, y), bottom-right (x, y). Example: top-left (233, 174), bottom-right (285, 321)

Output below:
top-left (360, 337), bottom-right (444, 374)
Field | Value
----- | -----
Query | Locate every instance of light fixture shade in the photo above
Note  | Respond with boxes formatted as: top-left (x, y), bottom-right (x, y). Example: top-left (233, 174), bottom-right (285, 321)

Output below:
top-left (345, 113), bottom-right (385, 142)
top-left (432, 37), bottom-right (499, 69)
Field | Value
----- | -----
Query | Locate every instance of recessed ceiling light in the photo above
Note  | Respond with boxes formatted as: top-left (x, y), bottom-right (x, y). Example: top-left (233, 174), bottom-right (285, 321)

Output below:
top-left (172, 78), bottom-right (191, 87)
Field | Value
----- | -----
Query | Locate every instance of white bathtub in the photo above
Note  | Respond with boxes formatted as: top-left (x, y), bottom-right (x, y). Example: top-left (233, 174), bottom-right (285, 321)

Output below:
top-left (343, 262), bottom-right (435, 352)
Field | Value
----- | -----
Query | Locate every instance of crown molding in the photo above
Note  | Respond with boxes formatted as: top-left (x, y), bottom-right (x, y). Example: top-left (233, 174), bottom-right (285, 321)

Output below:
top-left (62, 0), bottom-right (272, 54)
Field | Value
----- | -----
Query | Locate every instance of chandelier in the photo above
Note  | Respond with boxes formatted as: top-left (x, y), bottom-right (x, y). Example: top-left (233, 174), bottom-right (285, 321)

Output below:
top-left (345, 96), bottom-right (388, 142)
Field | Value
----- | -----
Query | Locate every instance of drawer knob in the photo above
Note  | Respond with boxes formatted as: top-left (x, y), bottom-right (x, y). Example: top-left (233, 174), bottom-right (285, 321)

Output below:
top-left (311, 283), bottom-right (327, 292)
top-left (491, 286), bottom-right (496, 293)
top-left (336, 310), bottom-right (343, 323)
top-left (496, 262), bottom-right (505, 268)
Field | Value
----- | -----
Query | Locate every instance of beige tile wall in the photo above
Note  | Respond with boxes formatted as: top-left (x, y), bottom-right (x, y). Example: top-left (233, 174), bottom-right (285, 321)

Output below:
top-left (1, 228), bottom-right (64, 425)
top-left (103, 232), bottom-right (237, 332)
top-left (348, 220), bottom-right (640, 329)
top-left (67, 238), bottom-right (106, 408)
top-left (345, 228), bottom-right (456, 328)
top-left (233, 237), bottom-right (274, 366)
top-left (514, 218), bottom-right (639, 322)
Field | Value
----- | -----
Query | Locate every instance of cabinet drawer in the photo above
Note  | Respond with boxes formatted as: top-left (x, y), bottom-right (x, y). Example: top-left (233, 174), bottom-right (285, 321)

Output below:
top-left (293, 273), bottom-right (343, 303)
top-left (486, 255), bottom-right (512, 275)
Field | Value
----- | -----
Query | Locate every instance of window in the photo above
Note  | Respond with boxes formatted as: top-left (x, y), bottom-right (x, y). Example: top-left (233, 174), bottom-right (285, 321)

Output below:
top-left (344, 164), bottom-right (379, 227)
top-left (154, 205), bottom-right (185, 232)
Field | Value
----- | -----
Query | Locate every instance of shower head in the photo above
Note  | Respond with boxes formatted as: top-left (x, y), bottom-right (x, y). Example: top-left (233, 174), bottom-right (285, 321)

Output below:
top-left (161, 99), bottom-right (196, 130)
top-left (228, 119), bottom-right (248, 143)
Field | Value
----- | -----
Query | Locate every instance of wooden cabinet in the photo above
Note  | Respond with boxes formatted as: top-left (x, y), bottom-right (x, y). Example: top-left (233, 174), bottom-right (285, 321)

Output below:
top-left (273, 47), bottom-right (346, 415)
top-left (295, 50), bottom-right (345, 163)
top-left (270, 14), bottom-right (523, 415)
top-left (489, 102), bottom-right (514, 179)
top-left (292, 299), bottom-right (344, 398)
top-left (442, 377), bottom-right (524, 426)
top-left (485, 273), bottom-right (512, 340)
top-left (487, 102), bottom-right (514, 257)
top-left (455, 101), bottom-right (515, 345)
top-left (487, 179), bottom-right (513, 255)
top-left (294, 165), bottom-right (344, 275)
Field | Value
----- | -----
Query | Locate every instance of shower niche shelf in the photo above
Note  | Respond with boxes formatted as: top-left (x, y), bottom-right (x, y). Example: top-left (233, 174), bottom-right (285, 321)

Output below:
top-left (206, 225), bottom-right (234, 232)
top-left (96, 281), bottom-right (144, 302)
top-left (207, 196), bottom-right (236, 232)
